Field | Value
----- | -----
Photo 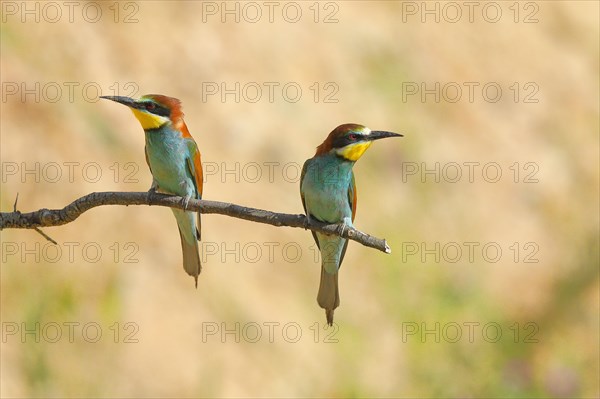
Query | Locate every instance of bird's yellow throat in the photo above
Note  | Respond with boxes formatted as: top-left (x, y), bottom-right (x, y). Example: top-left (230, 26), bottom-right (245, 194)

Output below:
top-left (131, 108), bottom-right (169, 130)
top-left (337, 142), bottom-right (372, 161)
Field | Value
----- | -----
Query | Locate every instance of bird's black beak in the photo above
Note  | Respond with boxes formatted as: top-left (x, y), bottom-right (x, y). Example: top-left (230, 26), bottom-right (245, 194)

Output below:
top-left (368, 131), bottom-right (403, 141)
top-left (100, 95), bottom-right (137, 108)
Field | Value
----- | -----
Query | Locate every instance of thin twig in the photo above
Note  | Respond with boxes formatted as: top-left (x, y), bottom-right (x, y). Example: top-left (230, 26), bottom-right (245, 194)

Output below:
top-left (33, 227), bottom-right (58, 245)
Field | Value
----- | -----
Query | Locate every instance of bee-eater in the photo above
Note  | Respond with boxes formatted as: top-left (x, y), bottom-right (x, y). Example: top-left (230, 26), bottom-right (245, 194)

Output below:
top-left (300, 123), bottom-right (402, 325)
top-left (101, 95), bottom-right (203, 287)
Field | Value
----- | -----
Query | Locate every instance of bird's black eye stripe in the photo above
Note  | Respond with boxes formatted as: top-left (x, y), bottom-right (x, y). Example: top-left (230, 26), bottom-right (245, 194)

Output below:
top-left (139, 102), bottom-right (170, 117)
top-left (332, 132), bottom-right (363, 148)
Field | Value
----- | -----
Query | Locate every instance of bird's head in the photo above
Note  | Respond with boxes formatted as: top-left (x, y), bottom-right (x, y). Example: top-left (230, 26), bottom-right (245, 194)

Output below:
top-left (315, 123), bottom-right (403, 161)
top-left (100, 94), bottom-right (185, 131)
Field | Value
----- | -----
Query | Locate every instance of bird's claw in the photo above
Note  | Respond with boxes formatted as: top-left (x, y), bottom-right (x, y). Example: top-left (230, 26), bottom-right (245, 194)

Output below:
top-left (182, 196), bottom-right (191, 211)
top-left (303, 215), bottom-right (310, 230)
top-left (147, 186), bottom-right (157, 204)
top-left (336, 221), bottom-right (347, 237)
top-left (148, 179), bottom-right (159, 194)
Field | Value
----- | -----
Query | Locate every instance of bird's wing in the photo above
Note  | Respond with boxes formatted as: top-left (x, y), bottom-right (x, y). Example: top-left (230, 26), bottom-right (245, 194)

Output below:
top-left (144, 145), bottom-right (153, 174)
top-left (300, 160), bottom-right (320, 250)
top-left (144, 145), bottom-right (160, 191)
top-left (184, 139), bottom-right (203, 199)
top-left (185, 139), bottom-right (203, 241)
top-left (338, 171), bottom-right (356, 266)
top-left (300, 160), bottom-right (308, 214)
top-left (349, 171), bottom-right (357, 222)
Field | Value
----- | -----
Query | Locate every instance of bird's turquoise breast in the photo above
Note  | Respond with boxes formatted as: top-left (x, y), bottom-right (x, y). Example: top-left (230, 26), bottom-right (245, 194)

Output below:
top-left (145, 126), bottom-right (195, 197)
top-left (301, 155), bottom-right (354, 224)
top-left (301, 155), bottom-right (355, 273)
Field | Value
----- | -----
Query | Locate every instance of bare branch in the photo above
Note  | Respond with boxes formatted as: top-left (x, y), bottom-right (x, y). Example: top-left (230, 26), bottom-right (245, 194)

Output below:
top-left (0, 192), bottom-right (391, 253)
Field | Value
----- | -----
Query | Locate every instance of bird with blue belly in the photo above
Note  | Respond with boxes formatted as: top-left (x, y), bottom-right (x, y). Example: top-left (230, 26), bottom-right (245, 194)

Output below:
top-left (101, 94), bottom-right (203, 287)
top-left (300, 123), bottom-right (402, 325)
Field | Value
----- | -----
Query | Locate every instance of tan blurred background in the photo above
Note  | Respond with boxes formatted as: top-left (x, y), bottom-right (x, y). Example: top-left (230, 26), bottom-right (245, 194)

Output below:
top-left (1, 1), bottom-right (598, 397)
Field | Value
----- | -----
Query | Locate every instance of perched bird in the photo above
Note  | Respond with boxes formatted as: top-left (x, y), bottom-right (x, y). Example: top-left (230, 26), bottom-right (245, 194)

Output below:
top-left (101, 95), bottom-right (203, 287)
top-left (300, 123), bottom-right (402, 325)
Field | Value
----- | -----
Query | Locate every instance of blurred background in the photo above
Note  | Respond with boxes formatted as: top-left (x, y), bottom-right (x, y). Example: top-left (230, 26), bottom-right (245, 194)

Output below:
top-left (1, 1), bottom-right (598, 397)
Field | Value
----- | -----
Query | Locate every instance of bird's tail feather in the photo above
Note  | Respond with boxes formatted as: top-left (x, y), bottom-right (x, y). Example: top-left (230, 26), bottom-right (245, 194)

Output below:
top-left (178, 229), bottom-right (201, 287)
top-left (317, 266), bottom-right (339, 325)
top-left (174, 210), bottom-right (201, 288)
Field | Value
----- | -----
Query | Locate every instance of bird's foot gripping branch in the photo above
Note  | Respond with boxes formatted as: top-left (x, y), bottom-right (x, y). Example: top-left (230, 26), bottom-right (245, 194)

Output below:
top-left (0, 191), bottom-right (391, 253)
